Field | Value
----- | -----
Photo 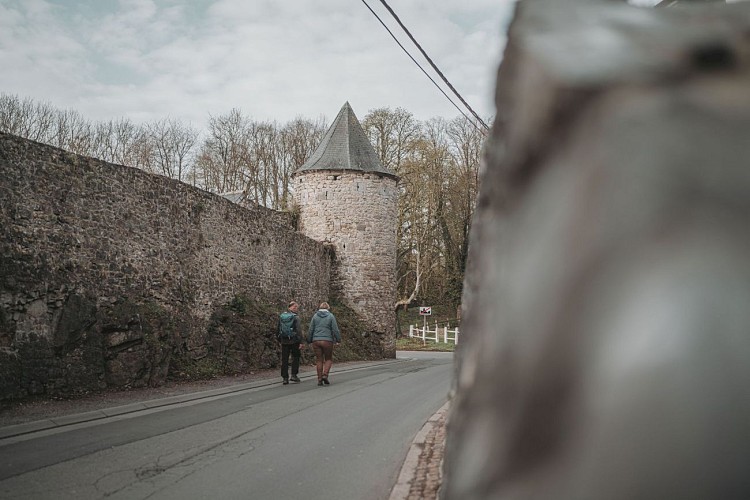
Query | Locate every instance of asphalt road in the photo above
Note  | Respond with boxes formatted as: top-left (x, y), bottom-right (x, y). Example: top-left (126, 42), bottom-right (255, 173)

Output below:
top-left (0, 352), bottom-right (453, 500)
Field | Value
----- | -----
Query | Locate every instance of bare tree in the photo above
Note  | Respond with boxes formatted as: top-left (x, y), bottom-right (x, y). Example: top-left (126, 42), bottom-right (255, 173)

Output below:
top-left (0, 93), bottom-right (56, 142)
top-left (146, 118), bottom-right (198, 182)
top-left (363, 108), bottom-right (429, 310)
top-left (245, 121), bottom-right (276, 207)
top-left (393, 137), bottom-right (445, 308)
top-left (194, 109), bottom-right (252, 194)
top-left (362, 107), bottom-right (419, 175)
top-left (91, 117), bottom-right (148, 168)
top-left (50, 108), bottom-right (94, 156)
top-left (393, 116), bottom-right (484, 310)
top-left (278, 117), bottom-right (327, 209)
top-left (443, 116), bottom-right (484, 307)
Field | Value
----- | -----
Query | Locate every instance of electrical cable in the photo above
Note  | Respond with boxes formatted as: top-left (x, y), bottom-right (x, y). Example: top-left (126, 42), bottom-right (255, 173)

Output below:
top-left (377, 0), bottom-right (490, 131)
top-left (360, 0), bottom-right (487, 134)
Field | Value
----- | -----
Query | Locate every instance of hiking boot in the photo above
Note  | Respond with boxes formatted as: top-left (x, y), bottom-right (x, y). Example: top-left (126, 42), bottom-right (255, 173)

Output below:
top-left (290, 376), bottom-right (301, 383)
top-left (283, 378), bottom-right (289, 385)
top-left (322, 376), bottom-right (330, 385)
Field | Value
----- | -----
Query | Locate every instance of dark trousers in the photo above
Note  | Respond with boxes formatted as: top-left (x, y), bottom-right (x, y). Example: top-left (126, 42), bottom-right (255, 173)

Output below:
top-left (281, 343), bottom-right (300, 379)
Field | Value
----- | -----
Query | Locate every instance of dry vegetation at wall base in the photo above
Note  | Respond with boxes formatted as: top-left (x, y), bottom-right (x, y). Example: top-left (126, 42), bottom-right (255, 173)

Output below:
top-left (170, 296), bottom-right (385, 382)
top-left (319, 299), bottom-right (387, 361)
top-left (0, 294), bottom-right (384, 401)
top-left (395, 338), bottom-right (456, 352)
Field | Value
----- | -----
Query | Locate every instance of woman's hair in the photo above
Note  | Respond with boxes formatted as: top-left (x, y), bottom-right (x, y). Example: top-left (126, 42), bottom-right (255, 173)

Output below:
top-left (319, 302), bottom-right (330, 309)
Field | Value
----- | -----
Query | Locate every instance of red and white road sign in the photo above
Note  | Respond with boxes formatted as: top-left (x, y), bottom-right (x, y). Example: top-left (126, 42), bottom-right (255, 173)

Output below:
top-left (419, 306), bottom-right (432, 316)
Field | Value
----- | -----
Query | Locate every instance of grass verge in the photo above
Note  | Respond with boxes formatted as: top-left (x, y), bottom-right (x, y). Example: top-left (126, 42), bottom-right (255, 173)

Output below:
top-left (396, 337), bottom-right (456, 352)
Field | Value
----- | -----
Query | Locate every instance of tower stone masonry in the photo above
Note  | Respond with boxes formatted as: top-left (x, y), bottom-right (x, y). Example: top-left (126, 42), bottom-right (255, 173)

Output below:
top-left (292, 102), bottom-right (399, 356)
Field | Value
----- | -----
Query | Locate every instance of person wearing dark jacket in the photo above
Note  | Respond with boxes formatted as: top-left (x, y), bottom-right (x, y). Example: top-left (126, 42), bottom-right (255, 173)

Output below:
top-left (306, 301), bottom-right (341, 386)
top-left (278, 301), bottom-right (303, 385)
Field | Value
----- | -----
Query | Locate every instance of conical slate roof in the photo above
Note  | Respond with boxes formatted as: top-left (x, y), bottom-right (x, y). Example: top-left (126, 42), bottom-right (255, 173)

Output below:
top-left (295, 102), bottom-right (396, 178)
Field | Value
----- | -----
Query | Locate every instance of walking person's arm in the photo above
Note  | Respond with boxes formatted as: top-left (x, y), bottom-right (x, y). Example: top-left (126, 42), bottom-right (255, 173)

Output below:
top-left (307, 317), bottom-right (315, 344)
top-left (331, 316), bottom-right (342, 343)
top-left (294, 315), bottom-right (303, 347)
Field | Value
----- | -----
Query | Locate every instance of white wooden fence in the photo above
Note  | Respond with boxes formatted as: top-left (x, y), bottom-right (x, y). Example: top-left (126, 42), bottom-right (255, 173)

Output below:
top-left (409, 321), bottom-right (459, 345)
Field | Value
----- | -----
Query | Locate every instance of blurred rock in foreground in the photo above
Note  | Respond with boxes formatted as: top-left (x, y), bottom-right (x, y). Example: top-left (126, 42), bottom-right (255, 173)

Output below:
top-left (443, 1), bottom-right (750, 499)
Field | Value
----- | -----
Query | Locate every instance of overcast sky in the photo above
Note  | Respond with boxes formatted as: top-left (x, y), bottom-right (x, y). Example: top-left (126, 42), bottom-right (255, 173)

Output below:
top-left (0, 0), bottom-right (516, 128)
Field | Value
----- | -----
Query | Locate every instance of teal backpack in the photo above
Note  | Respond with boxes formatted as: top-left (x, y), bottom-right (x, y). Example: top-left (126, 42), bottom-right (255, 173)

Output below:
top-left (279, 312), bottom-right (297, 340)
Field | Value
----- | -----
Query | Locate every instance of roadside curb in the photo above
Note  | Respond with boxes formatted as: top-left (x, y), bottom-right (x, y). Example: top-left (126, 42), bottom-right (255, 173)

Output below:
top-left (389, 400), bottom-right (451, 500)
top-left (0, 358), bottom-right (405, 441)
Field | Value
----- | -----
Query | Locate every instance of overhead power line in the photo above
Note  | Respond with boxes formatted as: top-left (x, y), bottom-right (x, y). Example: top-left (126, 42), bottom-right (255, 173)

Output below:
top-left (359, 0), bottom-right (480, 131)
top-left (377, 0), bottom-right (490, 132)
top-left (360, 0), bottom-right (489, 134)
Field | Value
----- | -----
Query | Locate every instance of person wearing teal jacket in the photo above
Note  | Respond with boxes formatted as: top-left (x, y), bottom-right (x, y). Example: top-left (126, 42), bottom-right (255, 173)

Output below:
top-left (307, 302), bottom-right (341, 386)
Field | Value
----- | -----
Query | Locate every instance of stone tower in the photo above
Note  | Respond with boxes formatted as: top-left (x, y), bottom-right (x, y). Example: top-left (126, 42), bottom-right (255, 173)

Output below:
top-left (292, 102), bottom-right (399, 357)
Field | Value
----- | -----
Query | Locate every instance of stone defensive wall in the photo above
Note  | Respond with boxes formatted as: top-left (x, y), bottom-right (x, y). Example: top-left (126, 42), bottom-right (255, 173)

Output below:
top-left (0, 131), bottom-right (334, 400)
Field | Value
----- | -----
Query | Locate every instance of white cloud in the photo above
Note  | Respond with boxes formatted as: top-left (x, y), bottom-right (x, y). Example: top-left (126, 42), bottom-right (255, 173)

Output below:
top-left (0, 0), bottom-right (515, 128)
top-left (0, 1), bottom-right (94, 108)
